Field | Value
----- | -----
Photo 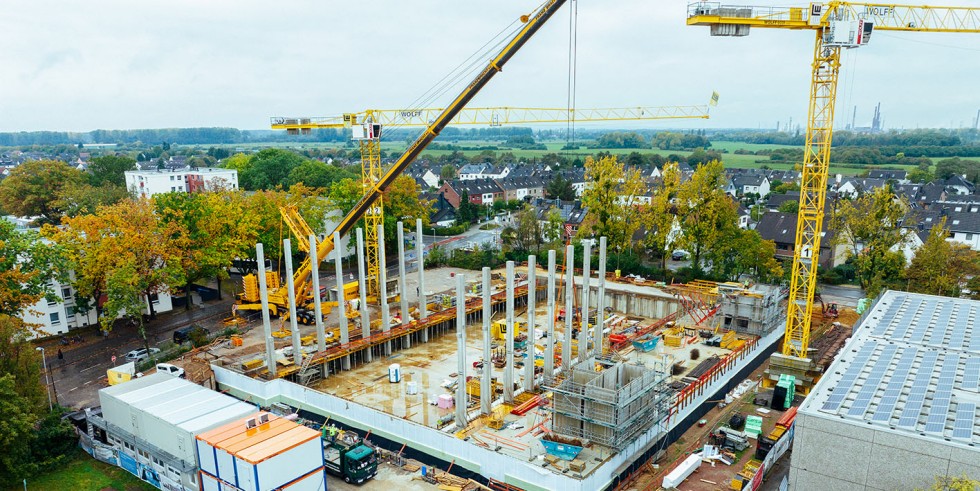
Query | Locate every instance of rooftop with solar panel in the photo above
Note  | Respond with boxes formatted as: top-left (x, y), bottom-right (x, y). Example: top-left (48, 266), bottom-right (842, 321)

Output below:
top-left (801, 290), bottom-right (979, 447)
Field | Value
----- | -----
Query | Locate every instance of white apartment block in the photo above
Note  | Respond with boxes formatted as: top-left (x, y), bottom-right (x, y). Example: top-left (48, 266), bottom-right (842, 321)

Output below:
top-left (22, 274), bottom-right (174, 338)
top-left (125, 168), bottom-right (238, 198)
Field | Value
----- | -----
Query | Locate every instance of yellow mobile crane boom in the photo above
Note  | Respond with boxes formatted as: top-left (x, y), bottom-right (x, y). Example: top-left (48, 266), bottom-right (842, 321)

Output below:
top-left (687, 2), bottom-right (980, 385)
top-left (238, 0), bottom-right (571, 320)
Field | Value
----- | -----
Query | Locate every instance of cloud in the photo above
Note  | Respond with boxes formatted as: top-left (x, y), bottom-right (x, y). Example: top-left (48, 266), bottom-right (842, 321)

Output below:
top-left (0, 0), bottom-right (977, 132)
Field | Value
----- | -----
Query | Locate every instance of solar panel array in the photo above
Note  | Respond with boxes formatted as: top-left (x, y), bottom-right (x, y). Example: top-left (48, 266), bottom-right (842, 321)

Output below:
top-left (952, 403), bottom-right (976, 441)
top-left (870, 347), bottom-right (917, 423)
top-left (847, 345), bottom-right (898, 418)
top-left (812, 291), bottom-right (978, 444)
top-left (924, 354), bottom-right (959, 434)
top-left (897, 351), bottom-right (939, 429)
top-left (820, 343), bottom-right (876, 413)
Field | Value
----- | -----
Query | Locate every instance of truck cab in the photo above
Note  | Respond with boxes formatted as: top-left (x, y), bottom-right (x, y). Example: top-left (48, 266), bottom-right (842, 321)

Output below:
top-left (322, 427), bottom-right (378, 484)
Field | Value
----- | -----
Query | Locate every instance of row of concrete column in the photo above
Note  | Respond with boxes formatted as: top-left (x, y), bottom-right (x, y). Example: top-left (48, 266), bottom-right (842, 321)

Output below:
top-left (458, 238), bottom-right (609, 428)
top-left (255, 219), bottom-right (430, 378)
top-left (254, 224), bottom-right (608, 429)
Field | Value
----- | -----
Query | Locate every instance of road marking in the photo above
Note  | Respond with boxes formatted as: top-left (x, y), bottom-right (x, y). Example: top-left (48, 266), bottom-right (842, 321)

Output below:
top-left (83, 380), bottom-right (94, 386)
top-left (67, 386), bottom-right (79, 393)
top-left (79, 364), bottom-right (102, 373)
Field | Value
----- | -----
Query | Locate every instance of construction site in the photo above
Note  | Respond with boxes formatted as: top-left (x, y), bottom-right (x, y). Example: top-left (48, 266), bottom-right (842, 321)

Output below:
top-left (175, 217), bottom-right (805, 490)
top-left (77, 1), bottom-right (980, 490)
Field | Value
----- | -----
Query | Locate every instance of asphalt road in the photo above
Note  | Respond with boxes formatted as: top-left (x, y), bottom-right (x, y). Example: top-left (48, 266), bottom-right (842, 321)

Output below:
top-left (38, 298), bottom-right (236, 409)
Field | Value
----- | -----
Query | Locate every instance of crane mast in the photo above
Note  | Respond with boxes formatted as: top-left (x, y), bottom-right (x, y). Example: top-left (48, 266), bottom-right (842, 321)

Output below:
top-left (687, 1), bottom-right (980, 390)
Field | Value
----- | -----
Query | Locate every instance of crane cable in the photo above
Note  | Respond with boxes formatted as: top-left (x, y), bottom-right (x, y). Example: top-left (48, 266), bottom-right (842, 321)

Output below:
top-left (565, 0), bottom-right (579, 157)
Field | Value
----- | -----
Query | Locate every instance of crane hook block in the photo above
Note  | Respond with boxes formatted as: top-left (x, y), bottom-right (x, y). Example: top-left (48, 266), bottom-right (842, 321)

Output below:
top-left (520, 14), bottom-right (530, 23)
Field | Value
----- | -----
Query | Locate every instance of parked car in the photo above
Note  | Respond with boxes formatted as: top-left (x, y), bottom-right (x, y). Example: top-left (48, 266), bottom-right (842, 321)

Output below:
top-left (155, 363), bottom-right (186, 378)
top-left (173, 325), bottom-right (210, 344)
top-left (124, 347), bottom-right (161, 363)
top-left (671, 250), bottom-right (690, 261)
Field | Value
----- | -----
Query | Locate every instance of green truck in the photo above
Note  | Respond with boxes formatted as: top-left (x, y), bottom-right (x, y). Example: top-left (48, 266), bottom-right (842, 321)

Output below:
top-left (322, 426), bottom-right (378, 484)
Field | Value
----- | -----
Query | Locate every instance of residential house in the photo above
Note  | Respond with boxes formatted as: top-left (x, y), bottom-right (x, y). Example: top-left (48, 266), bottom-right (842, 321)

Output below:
top-left (943, 175), bottom-right (976, 196)
top-left (868, 170), bottom-right (909, 183)
top-left (507, 164), bottom-right (551, 178)
top-left (438, 179), bottom-right (504, 207)
top-left (457, 163), bottom-right (509, 181)
top-left (767, 169), bottom-right (801, 185)
top-left (559, 168), bottom-right (587, 197)
top-left (755, 212), bottom-right (847, 268)
top-left (766, 192), bottom-right (800, 212)
top-left (531, 198), bottom-right (588, 240)
top-left (727, 173), bottom-right (771, 198)
top-left (945, 210), bottom-right (980, 250)
top-left (496, 176), bottom-right (547, 202)
top-left (406, 166), bottom-right (440, 189)
top-left (834, 177), bottom-right (888, 198)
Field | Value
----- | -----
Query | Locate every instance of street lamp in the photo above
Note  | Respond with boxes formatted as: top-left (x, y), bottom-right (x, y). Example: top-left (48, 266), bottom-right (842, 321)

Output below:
top-left (35, 347), bottom-right (52, 411)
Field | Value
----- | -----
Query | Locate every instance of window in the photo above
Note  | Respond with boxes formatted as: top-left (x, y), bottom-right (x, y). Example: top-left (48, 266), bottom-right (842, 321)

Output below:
top-left (968, 233), bottom-right (975, 241)
top-left (171, 186), bottom-right (176, 192)
top-left (62, 287), bottom-right (71, 299)
top-left (953, 220), bottom-right (960, 225)
top-left (170, 175), bottom-right (175, 181)
top-left (66, 306), bottom-right (76, 320)
top-left (149, 293), bottom-right (160, 305)
top-left (49, 312), bottom-right (60, 325)
top-left (955, 207), bottom-right (963, 212)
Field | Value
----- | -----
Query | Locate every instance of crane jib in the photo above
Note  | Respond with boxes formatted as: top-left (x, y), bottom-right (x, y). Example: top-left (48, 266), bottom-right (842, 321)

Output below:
top-left (325, 0), bottom-right (568, 255)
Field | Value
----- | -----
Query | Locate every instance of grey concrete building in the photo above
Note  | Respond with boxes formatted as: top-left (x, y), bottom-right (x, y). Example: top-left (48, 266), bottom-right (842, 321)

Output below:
top-left (789, 290), bottom-right (980, 490)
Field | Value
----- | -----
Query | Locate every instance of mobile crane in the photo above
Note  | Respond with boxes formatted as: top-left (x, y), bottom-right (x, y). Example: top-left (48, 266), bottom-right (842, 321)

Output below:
top-left (269, 101), bottom-right (714, 302)
top-left (236, 0), bottom-right (573, 324)
top-left (687, 1), bottom-right (980, 391)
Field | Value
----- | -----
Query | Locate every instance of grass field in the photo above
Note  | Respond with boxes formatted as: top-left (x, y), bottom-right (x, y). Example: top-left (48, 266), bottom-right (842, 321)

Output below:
top-left (204, 139), bottom-right (929, 177)
top-left (12, 450), bottom-right (156, 491)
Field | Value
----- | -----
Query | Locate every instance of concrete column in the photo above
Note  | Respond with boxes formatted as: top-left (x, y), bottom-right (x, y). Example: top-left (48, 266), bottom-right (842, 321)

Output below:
top-left (524, 256), bottom-right (536, 392)
top-left (283, 239), bottom-right (302, 365)
top-left (455, 274), bottom-right (467, 429)
top-left (563, 245), bottom-right (573, 371)
top-left (416, 219), bottom-right (428, 342)
top-left (356, 228), bottom-right (371, 362)
top-left (397, 222), bottom-right (411, 349)
top-left (334, 232), bottom-right (350, 370)
top-left (481, 267), bottom-right (492, 415)
top-left (545, 249), bottom-right (556, 382)
top-left (579, 240), bottom-right (591, 363)
top-left (378, 224), bottom-right (391, 356)
top-left (309, 235), bottom-right (326, 353)
top-left (256, 243), bottom-right (277, 377)
top-left (504, 260), bottom-right (515, 402)
top-left (594, 237), bottom-right (607, 358)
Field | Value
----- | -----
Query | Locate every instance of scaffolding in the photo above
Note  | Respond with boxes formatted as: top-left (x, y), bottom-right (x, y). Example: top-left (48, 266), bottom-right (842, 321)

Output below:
top-left (719, 284), bottom-right (785, 337)
top-left (545, 357), bottom-right (671, 450)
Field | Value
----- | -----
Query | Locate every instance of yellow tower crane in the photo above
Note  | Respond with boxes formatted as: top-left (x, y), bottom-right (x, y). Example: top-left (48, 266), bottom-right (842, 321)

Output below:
top-left (688, 2), bottom-right (980, 390)
top-left (269, 101), bottom-right (714, 302)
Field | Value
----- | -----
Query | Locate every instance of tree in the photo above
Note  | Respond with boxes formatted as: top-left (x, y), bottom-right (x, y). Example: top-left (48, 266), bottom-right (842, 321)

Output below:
top-left (904, 218), bottom-right (980, 297)
top-left (504, 204), bottom-right (542, 254)
top-left (773, 181), bottom-right (800, 194)
top-left (0, 221), bottom-right (64, 330)
top-left (543, 206), bottom-right (565, 245)
top-left (47, 198), bottom-right (186, 335)
top-left (710, 229), bottom-right (783, 283)
top-left (579, 155), bottom-right (645, 252)
top-left (0, 160), bottom-right (85, 225)
top-left (287, 160), bottom-right (356, 189)
top-left (832, 186), bottom-right (913, 296)
top-left (55, 181), bottom-right (130, 218)
top-left (643, 162), bottom-right (681, 271)
top-left (777, 200), bottom-right (799, 213)
top-left (676, 160), bottom-right (738, 272)
top-left (914, 475), bottom-right (980, 491)
top-left (383, 175), bottom-right (434, 233)
top-left (440, 164), bottom-right (456, 181)
top-left (455, 191), bottom-right (480, 225)
top-left (0, 373), bottom-right (39, 488)
top-left (221, 152), bottom-right (252, 173)
top-left (246, 185), bottom-right (331, 263)
top-left (155, 191), bottom-right (258, 308)
top-left (0, 315), bottom-right (46, 412)
top-left (239, 149), bottom-right (306, 190)
top-left (325, 177), bottom-right (363, 216)
top-left (935, 157), bottom-right (980, 183)
top-left (545, 173), bottom-right (576, 201)
top-left (88, 154), bottom-right (136, 187)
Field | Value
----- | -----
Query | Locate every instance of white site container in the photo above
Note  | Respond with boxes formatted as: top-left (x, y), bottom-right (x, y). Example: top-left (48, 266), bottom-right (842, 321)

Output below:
top-left (389, 363), bottom-right (401, 383)
top-left (662, 453), bottom-right (702, 488)
top-left (197, 412), bottom-right (326, 491)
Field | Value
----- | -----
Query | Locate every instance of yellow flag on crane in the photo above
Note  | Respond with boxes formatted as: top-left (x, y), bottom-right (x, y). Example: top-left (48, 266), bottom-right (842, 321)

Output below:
top-left (710, 91), bottom-right (720, 107)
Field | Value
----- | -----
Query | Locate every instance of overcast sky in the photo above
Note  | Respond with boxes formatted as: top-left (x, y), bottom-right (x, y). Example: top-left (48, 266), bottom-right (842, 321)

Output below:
top-left (1, 0), bottom-right (978, 133)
